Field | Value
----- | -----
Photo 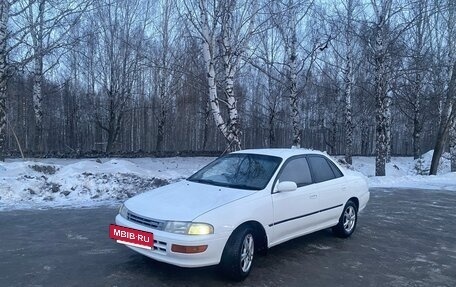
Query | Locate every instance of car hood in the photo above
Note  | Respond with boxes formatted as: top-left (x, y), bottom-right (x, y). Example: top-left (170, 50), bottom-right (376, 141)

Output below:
top-left (124, 180), bottom-right (255, 221)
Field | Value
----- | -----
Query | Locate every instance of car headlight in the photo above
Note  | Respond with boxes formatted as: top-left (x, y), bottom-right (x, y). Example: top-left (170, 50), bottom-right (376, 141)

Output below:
top-left (188, 223), bottom-right (214, 235)
top-left (119, 203), bottom-right (128, 219)
top-left (164, 222), bottom-right (214, 235)
top-left (164, 221), bottom-right (189, 234)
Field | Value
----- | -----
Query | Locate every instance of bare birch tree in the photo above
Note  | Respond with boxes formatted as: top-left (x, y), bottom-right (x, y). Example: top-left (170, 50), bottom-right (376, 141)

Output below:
top-left (153, 0), bottom-right (176, 153)
top-left (92, 0), bottom-right (149, 153)
top-left (28, 0), bottom-right (45, 153)
top-left (0, 1), bottom-right (10, 160)
top-left (22, 0), bottom-right (91, 153)
top-left (399, 0), bottom-right (431, 160)
top-left (185, 0), bottom-right (257, 151)
top-left (148, 0), bottom-right (191, 153)
top-left (285, 1), bottom-right (300, 148)
top-left (190, 0), bottom-right (227, 148)
top-left (0, 0), bottom-right (30, 160)
top-left (261, 32), bottom-right (283, 147)
top-left (185, 0), bottom-right (227, 150)
top-left (430, 0), bottom-right (456, 175)
top-left (272, 0), bottom-right (301, 148)
top-left (371, 0), bottom-right (393, 176)
top-left (430, 61), bottom-right (456, 174)
top-left (393, 0), bottom-right (432, 161)
top-left (219, 0), bottom-right (257, 150)
top-left (342, 0), bottom-right (355, 164)
top-left (259, 0), bottom-right (323, 148)
top-left (410, 0), bottom-right (429, 160)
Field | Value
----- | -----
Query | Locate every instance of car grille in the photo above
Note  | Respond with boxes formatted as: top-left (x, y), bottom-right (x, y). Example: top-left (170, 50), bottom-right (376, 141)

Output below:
top-left (153, 240), bottom-right (167, 253)
top-left (127, 212), bottom-right (166, 231)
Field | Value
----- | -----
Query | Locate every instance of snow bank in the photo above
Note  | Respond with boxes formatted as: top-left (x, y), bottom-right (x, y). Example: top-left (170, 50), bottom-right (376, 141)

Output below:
top-left (337, 150), bottom-right (455, 191)
top-left (0, 157), bottom-right (212, 210)
top-left (344, 150), bottom-right (450, 177)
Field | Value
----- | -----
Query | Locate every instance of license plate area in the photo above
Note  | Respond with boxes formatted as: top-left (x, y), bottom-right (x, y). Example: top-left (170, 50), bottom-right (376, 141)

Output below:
top-left (109, 224), bottom-right (154, 250)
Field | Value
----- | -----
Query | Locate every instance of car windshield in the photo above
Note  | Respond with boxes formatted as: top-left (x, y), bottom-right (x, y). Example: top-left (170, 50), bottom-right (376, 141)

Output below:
top-left (188, 153), bottom-right (282, 190)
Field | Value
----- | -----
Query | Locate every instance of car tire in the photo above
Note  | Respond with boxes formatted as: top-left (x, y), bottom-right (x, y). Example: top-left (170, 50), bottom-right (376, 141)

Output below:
top-left (219, 227), bottom-right (255, 281)
top-left (332, 200), bottom-right (358, 238)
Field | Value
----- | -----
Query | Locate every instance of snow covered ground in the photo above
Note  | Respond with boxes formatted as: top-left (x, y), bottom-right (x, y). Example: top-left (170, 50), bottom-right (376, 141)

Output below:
top-left (344, 150), bottom-right (456, 191)
top-left (0, 157), bottom-right (212, 210)
top-left (0, 150), bottom-right (454, 210)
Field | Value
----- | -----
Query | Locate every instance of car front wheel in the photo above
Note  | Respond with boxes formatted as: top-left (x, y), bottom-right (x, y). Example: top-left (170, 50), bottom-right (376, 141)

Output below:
top-left (333, 200), bottom-right (358, 238)
top-left (220, 227), bottom-right (255, 281)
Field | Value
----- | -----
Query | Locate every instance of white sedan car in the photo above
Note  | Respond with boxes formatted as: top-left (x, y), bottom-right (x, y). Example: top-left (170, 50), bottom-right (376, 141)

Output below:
top-left (113, 149), bottom-right (369, 280)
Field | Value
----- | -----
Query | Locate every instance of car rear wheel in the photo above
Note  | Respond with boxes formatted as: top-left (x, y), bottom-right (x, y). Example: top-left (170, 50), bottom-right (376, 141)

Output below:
top-left (333, 200), bottom-right (358, 238)
top-left (219, 227), bottom-right (255, 281)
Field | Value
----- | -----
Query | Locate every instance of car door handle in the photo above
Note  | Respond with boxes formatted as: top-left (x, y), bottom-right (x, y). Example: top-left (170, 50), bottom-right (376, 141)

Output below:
top-left (310, 194), bottom-right (317, 199)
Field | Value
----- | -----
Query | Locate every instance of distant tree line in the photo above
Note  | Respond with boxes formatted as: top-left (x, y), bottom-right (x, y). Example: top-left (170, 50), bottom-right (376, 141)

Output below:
top-left (0, 0), bottom-right (455, 175)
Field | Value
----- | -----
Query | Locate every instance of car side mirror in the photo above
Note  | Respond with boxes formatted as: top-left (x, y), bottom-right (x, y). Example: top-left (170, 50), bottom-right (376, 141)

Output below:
top-left (276, 181), bottom-right (297, 192)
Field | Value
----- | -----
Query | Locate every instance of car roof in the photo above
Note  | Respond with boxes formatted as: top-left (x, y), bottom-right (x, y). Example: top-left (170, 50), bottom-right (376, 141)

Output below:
top-left (232, 148), bottom-right (328, 159)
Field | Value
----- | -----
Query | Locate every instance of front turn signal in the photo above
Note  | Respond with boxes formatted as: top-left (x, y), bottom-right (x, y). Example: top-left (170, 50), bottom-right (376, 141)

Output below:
top-left (171, 244), bottom-right (208, 254)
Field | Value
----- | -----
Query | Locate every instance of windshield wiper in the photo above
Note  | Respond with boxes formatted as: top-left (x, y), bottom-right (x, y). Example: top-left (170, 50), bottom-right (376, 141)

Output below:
top-left (188, 178), bottom-right (211, 184)
top-left (188, 178), bottom-right (259, 190)
top-left (188, 178), bottom-right (228, 187)
top-left (225, 184), bottom-right (259, 191)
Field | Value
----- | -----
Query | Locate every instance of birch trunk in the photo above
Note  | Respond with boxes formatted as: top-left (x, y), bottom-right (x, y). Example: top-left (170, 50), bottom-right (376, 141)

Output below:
top-left (192, 0), bottom-right (256, 151)
top-left (202, 101), bottom-right (210, 150)
top-left (156, 108), bottom-right (165, 152)
top-left (0, 1), bottom-right (9, 160)
top-left (104, 97), bottom-right (123, 154)
top-left (288, 3), bottom-right (300, 148)
top-left (220, 0), bottom-right (256, 151)
top-left (221, 2), bottom-right (239, 149)
top-left (385, 90), bottom-right (392, 162)
top-left (199, 0), bottom-right (229, 149)
top-left (155, 0), bottom-right (171, 154)
top-left (224, 75), bottom-right (241, 150)
top-left (413, 72), bottom-right (423, 159)
top-left (267, 75), bottom-right (276, 147)
top-left (155, 69), bottom-right (166, 153)
top-left (343, 0), bottom-right (354, 164)
top-left (372, 0), bottom-right (392, 176)
top-left (289, 47), bottom-right (300, 148)
top-left (31, 0), bottom-right (45, 153)
top-left (450, 121), bottom-right (456, 172)
top-left (32, 57), bottom-right (44, 153)
top-left (374, 21), bottom-right (388, 176)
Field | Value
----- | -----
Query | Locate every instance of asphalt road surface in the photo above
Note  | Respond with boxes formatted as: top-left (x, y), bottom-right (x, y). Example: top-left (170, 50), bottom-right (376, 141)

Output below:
top-left (1, 188), bottom-right (455, 287)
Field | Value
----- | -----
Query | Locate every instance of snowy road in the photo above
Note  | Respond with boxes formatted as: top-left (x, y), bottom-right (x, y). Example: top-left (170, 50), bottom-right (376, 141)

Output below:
top-left (1, 188), bottom-right (455, 286)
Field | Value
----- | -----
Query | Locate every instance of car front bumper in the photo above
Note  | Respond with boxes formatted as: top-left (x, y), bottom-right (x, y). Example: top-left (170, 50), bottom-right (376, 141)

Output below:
top-left (359, 190), bottom-right (370, 213)
top-left (115, 214), bottom-right (229, 268)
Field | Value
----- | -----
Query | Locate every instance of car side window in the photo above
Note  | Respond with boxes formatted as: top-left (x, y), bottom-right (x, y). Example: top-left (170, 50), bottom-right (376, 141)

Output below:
top-left (328, 160), bottom-right (343, 178)
top-left (278, 158), bottom-right (312, 187)
top-left (307, 156), bottom-right (336, 183)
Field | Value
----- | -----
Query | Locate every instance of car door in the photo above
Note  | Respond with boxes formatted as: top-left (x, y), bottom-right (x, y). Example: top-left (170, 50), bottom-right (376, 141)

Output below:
top-left (306, 155), bottom-right (347, 226)
top-left (270, 157), bottom-right (319, 245)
